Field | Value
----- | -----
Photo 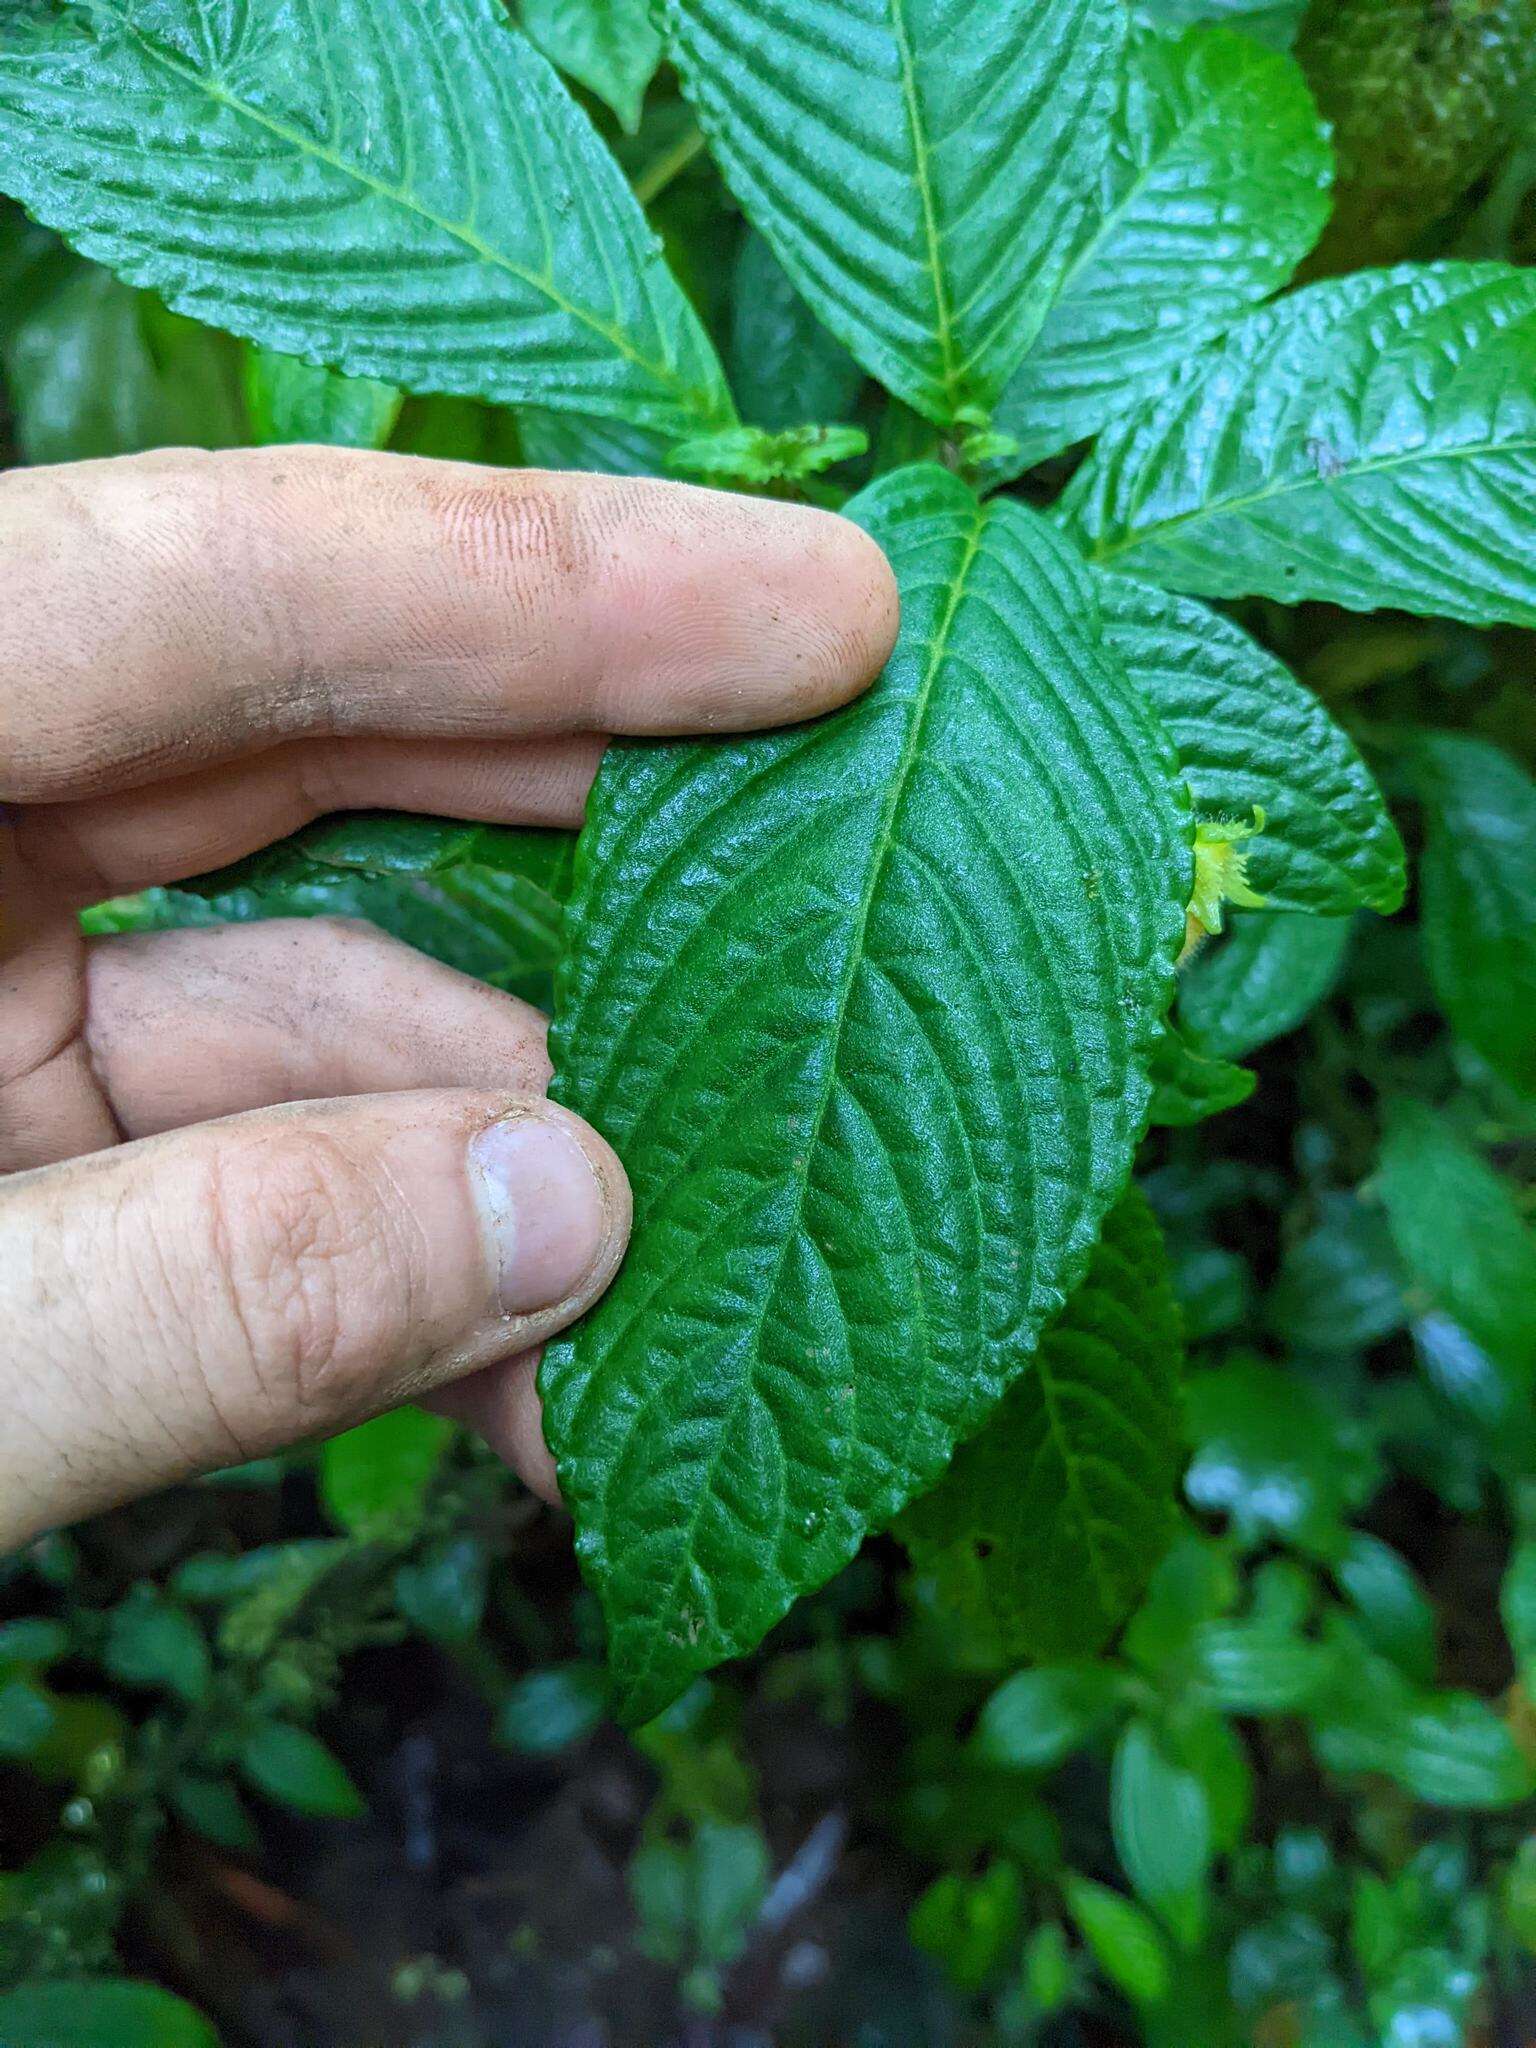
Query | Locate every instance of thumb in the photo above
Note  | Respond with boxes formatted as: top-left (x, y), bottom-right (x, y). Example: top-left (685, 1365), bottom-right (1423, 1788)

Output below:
top-left (0, 1091), bottom-right (629, 1544)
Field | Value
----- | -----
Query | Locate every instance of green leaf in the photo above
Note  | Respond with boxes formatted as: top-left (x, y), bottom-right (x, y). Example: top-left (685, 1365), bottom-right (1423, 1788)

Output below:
top-left (665, 0), bottom-right (1126, 425)
top-left (900, 1187), bottom-right (1186, 1662)
top-left (0, 1980), bottom-right (219, 2048)
top-left (318, 1407), bottom-right (454, 1538)
top-left (1135, 0), bottom-right (1304, 48)
top-left (1193, 1620), bottom-right (1335, 1714)
top-left (244, 344), bottom-right (401, 448)
top-left (521, 0), bottom-right (664, 134)
top-left (1065, 1874), bottom-right (1170, 2006)
top-left (727, 226), bottom-right (863, 433)
top-left (517, 402), bottom-right (671, 474)
top-left (189, 812), bottom-right (576, 900)
top-left (1183, 1360), bottom-right (1368, 1553)
top-left (1267, 1193), bottom-right (1406, 1353)
top-left (544, 465), bottom-right (1188, 1721)
top-left (238, 1721), bottom-right (365, 1818)
top-left (1502, 1538), bottom-right (1536, 1688)
top-left (991, 26), bottom-right (1331, 476)
top-left (169, 1773), bottom-right (260, 1854)
top-left (1060, 263), bottom-right (1536, 626)
top-left (0, 1677), bottom-right (57, 1759)
top-left (104, 1590), bottom-right (211, 1704)
top-left (499, 1664), bottom-right (609, 1756)
top-left (2, 258), bottom-right (245, 464)
top-left (972, 1663), bottom-right (1124, 1774)
top-left (1312, 1647), bottom-right (1534, 1808)
top-left (1377, 1100), bottom-right (1536, 1395)
top-left (910, 1862), bottom-right (1026, 1995)
top-left (1100, 577), bottom-right (1404, 916)
top-left (1112, 1718), bottom-right (1212, 1947)
top-left (0, 0), bottom-right (732, 437)
top-left (666, 420), bottom-right (868, 484)
top-left (1179, 911), bottom-right (1350, 1060)
top-left (1408, 732), bottom-right (1536, 1099)
top-left (393, 1535), bottom-right (489, 1644)
top-left (1147, 1024), bottom-right (1256, 1126)
top-left (1336, 1532), bottom-right (1436, 1686)
top-left (0, 1619), bottom-right (70, 1669)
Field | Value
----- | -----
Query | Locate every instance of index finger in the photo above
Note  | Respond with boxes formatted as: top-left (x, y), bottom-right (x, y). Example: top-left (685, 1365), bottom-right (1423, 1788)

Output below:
top-left (0, 448), bottom-right (899, 804)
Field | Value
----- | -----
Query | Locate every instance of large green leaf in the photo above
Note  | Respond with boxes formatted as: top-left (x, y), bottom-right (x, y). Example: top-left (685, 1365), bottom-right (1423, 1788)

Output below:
top-left (900, 1187), bottom-right (1185, 1662)
top-left (1178, 910), bottom-right (1350, 1060)
top-left (1059, 263), bottom-right (1536, 625)
top-left (0, 1980), bottom-right (219, 2048)
top-left (1408, 733), bottom-right (1536, 1100)
top-left (2, 256), bottom-right (245, 464)
top-left (0, 0), bottom-right (732, 436)
top-left (1377, 1100), bottom-right (1536, 1396)
top-left (665, 0), bottom-right (1125, 426)
top-left (521, 0), bottom-right (664, 135)
top-left (992, 26), bottom-right (1330, 477)
top-left (727, 226), bottom-right (864, 432)
top-left (1100, 577), bottom-right (1403, 916)
top-left (544, 465), bottom-right (1189, 1721)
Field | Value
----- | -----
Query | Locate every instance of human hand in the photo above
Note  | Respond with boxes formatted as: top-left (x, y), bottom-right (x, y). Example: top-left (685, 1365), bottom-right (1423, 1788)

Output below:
top-left (0, 447), bottom-right (897, 1548)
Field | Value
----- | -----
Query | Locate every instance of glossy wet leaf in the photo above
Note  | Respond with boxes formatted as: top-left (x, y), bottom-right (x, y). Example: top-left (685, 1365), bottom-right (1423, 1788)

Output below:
top-left (666, 0), bottom-right (1125, 425)
top-left (992, 25), bottom-right (1330, 476)
top-left (1101, 577), bottom-right (1404, 915)
top-left (1179, 911), bottom-right (1350, 1061)
top-left (0, 0), bottom-right (732, 436)
top-left (544, 464), bottom-right (1189, 1720)
top-left (1377, 1101), bottom-right (1536, 1395)
top-left (900, 1188), bottom-right (1186, 1663)
top-left (1061, 264), bottom-right (1536, 626)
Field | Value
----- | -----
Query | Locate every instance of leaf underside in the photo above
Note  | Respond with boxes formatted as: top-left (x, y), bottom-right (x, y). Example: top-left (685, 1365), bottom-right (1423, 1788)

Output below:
top-left (0, 0), bottom-right (732, 435)
top-left (1060, 262), bottom-right (1536, 625)
top-left (665, 0), bottom-right (1125, 425)
top-left (991, 23), bottom-right (1331, 477)
top-left (900, 1185), bottom-right (1185, 1664)
top-left (544, 463), bottom-right (1189, 1722)
top-left (1099, 575), bottom-right (1404, 916)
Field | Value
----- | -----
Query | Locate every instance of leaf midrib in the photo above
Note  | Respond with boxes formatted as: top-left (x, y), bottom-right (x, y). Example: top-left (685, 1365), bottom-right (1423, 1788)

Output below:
top-left (887, 0), bottom-right (960, 414)
top-left (614, 494), bottom-right (988, 1712)
top-left (1086, 430), bottom-right (1536, 563)
top-left (86, 1), bottom-right (726, 423)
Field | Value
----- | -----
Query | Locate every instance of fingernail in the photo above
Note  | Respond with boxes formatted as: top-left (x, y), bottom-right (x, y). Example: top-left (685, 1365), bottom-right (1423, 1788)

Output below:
top-left (468, 1112), bottom-right (608, 1316)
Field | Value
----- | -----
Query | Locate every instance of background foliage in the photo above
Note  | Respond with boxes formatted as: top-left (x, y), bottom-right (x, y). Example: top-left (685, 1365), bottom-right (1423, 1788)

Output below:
top-left (1, 0), bottom-right (1536, 2041)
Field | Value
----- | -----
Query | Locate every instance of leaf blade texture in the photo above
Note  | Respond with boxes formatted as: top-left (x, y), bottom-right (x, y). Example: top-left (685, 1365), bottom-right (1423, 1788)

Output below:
top-left (900, 1187), bottom-right (1185, 1663)
top-left (1100, 576), bottom-right (1404, 915)
top-left (1059, 263), bottom-right (1536, 625)
top-left (992, 25), bottom-right (1331, 476)
top-left (0, 0), bottom-right (733, 435)
top-left (544, 464), bottom-right (1189, 1721)
top-left (665, 0), bottom-right (1125, 425)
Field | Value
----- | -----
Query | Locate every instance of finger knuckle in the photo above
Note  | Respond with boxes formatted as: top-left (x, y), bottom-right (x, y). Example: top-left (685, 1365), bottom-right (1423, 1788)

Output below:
top-left (205, 1126), bottom-right (415, 1424)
